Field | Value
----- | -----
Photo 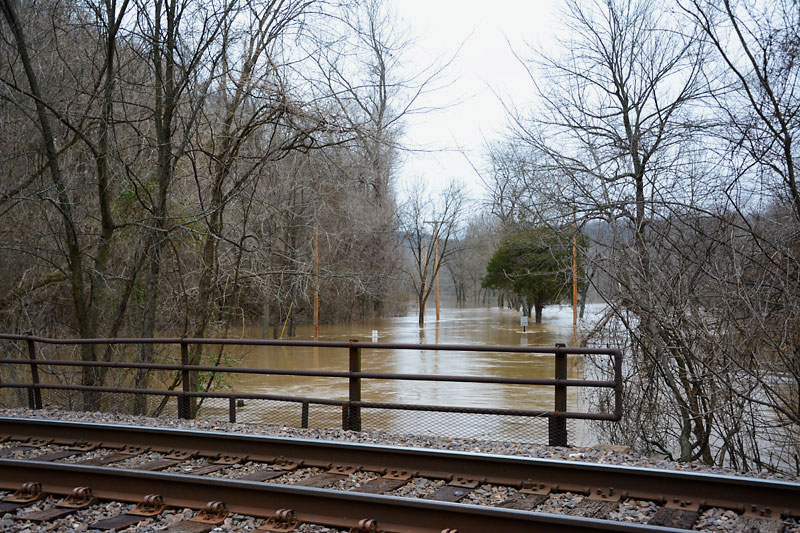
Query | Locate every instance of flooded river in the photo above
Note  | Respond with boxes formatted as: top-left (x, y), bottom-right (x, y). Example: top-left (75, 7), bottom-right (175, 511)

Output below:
top-left (201, 303), bottom-right (605, 444)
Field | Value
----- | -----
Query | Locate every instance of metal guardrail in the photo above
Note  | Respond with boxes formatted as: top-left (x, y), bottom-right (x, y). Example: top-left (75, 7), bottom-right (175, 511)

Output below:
top-left (0, 334), bottom-right (622, 446)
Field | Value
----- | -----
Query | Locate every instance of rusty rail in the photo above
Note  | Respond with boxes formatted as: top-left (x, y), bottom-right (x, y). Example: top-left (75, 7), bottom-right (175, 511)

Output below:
top-left (3, 417), bottom-right (798, 519)
top-left (0, 459), bottom-right (676, 532)
top-left (0, 334), bottom-right (622, 446)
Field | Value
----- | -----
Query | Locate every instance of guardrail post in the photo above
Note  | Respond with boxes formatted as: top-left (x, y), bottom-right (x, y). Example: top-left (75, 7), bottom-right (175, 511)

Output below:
top-left (229, 397), bottom-right (237, 423)
top-left (549, 343), bottom-right (567, 446)
top-left (347, 339), bottom-right (361, 432)
top-left (179, 337), bottom-right (192, 419)
top-left (301, 401), bottom-right (309, 428)
top-left (26, 337), bottom-right (42, 410)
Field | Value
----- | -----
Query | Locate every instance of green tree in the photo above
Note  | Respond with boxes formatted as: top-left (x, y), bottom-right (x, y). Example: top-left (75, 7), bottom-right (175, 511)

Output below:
top-left (482, 229), bottom-right (574, 323)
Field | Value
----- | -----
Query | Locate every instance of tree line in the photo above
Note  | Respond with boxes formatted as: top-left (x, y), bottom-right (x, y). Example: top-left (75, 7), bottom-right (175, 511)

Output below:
top-left (0, 0), bottom-right (441, 411)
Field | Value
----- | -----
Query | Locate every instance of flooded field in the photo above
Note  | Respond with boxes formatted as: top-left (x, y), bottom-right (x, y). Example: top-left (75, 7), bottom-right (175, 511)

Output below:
top-left (195, 303), bottom-right (609, 444)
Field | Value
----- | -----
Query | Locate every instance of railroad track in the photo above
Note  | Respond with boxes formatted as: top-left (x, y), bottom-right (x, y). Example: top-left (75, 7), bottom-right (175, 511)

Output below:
top-left (0, 418), bottom-right (797, 532)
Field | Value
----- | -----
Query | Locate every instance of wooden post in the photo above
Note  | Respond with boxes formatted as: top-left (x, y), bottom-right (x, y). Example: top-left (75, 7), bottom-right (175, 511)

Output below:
top-left (314, 227), bottom-right (319, 340)
top-left (229, 397), bottom-right (236, 423)
top-left (347, 339), bottom-right (361, 432)
top-left (549, 343), bottom-right (568, 446)
top-left (434, 226), bottom-right (440, 322)
top-left (26, 338), bottom-right (42, 410)
top-left (573, 216), bottom-right (578, 327)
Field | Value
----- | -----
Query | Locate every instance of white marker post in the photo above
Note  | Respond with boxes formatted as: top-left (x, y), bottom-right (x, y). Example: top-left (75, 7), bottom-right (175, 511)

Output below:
top-left (520, 315), bottom-right (528, 333)
top-left (372, 330), bottom-right (378, 342)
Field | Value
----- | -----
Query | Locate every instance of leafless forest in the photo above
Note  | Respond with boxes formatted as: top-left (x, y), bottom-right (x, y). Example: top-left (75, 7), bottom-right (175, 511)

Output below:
top-left (2, 0), bottom-right (799, 474)
top-left (483, 0), bottom-right (800, 475)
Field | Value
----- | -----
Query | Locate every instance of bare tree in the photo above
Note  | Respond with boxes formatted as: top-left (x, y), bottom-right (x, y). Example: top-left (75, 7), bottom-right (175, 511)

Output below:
top-left (507, 0), bottom-right (721, 463)
top-left (0, 0), bottom-right (140, 408)
top-left (306, 0), bottom-right (453, 314)
top-left (497, 0), bottom-right (800, 473)
top-left (674, 0), bottom-right (800, 470)
top-left (400, 179), bottom-right (466, 327)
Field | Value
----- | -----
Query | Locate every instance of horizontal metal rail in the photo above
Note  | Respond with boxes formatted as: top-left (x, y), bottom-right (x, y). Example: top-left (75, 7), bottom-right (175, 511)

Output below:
top-left (0, 358), bottom-right (615, 387)
top-left (0, 333), bottom-right (620, 354)
top-left (0, 333), bottom-right (623, 444)
top-left (0, 382), bottom-right (618, 420)
top-left (2, 419), bottom-right (798, 518)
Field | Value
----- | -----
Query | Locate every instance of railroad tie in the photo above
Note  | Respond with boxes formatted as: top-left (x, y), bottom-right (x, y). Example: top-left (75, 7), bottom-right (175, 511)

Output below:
top-left (240, 468), bottom-right (286, 482)
top-left (187, 464), bottom-right (228, 476)
top-left (424, 477), bottom-right (480, 503)
top-left (499, 493), bottom-right (549, 510)
top-left (0, 445), bottom-right (36, 457)
top-left (567, 499), bottom-right (619, 519)
top-left (350, 477), bottom-right (409, 494)
top-left (29, 449), bottom-right (81, 462)
top-left (424, 485), bottom-right (472, 503)
top-left (647, 508), bottom-right (700, 529)
top-left (77, 445), bottom-right (147, 466)
top-left (732, 515), bottom-right (784, 533)
top-left (136, 458), bottom-right (180, 471)
top-left (294, 471), bottom-right (348, 488)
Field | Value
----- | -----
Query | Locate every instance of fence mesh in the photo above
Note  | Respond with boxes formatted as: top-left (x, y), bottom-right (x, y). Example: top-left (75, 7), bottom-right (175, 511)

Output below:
top-left (187, 398), bottom-right (582, 445)
top-left (0, 385), bottom-right (589, 446)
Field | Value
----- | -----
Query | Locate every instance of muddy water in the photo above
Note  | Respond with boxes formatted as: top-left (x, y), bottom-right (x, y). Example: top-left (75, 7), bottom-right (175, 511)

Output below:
top-left (203, 303), bottom-right (602, 444)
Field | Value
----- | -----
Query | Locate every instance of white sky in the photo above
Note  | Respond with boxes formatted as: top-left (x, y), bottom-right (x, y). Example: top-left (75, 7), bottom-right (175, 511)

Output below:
top-left (388, 0), bottom-right (561, 202)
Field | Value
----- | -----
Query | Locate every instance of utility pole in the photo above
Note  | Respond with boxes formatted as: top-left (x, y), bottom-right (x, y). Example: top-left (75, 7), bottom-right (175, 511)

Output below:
top-left (572, 212), bottom-right (578, 346)
top-left (314, 226), bottom-right (319, 340)
top-left (434, 229), bottom-right (440, 321)
top-left (424, 220), bottom-right (442, 322)
top-left (573, 223), bottom-right (578, 327)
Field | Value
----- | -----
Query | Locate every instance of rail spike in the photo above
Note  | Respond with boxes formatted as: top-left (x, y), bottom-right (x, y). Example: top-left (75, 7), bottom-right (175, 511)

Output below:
top-left (58, 486), bottom-right (95, 508)
top-left (350, 518), bottom-right (382, 533)
top-left (189, 501), bottom-right (229, 524)
top-left (258, 508), bottom-right (301, 532)
top-left (5, 482), bottom-right (43, 503)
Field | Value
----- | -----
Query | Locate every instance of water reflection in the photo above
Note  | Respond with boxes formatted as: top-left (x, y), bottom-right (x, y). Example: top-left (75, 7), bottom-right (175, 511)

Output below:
top-left (209, 303), bottom-right (603, 443)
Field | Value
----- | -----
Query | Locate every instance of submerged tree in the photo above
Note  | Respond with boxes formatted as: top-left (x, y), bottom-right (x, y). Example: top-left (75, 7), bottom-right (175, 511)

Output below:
top-left (483, 229), bottom-right (574, 323)
top-left (400, 179), bottom-right (466, 327)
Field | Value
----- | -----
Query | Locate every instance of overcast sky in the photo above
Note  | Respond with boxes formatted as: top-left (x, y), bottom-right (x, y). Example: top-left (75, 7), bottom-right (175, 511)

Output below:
top-left (387, 0), bottom-right (561, 201)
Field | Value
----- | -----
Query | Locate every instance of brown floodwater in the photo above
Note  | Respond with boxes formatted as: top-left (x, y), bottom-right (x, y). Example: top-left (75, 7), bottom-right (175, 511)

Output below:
top-left (197, 303), bottom-right (598, 444)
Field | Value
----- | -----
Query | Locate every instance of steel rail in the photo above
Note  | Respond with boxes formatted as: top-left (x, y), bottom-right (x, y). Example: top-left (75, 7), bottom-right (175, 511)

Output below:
top-left (2, 418), bottom-right (798, 517)
top-left (0, 357), bottom-right (616, 387)
top-left (0, 333), bottom-right (622, 356)
top-left (0, 385), bottom-right (613, 419)
top-left (0, 459), bottom-right (684, 533)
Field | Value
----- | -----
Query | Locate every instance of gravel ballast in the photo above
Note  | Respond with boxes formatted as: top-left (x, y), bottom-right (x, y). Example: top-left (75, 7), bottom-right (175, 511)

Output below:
top-left (1, 407), bottom-right (798, 532)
